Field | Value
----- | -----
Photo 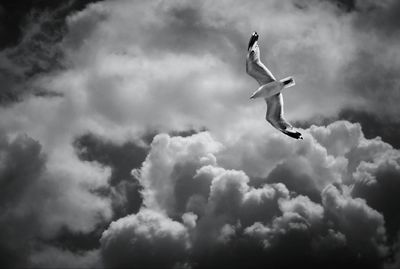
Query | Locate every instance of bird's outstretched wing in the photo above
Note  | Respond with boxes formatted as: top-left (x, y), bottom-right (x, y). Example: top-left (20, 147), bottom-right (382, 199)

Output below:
top-left (246, 32), bottom-right (276, 86)
top-left (266, 94), bottom-right (303, 139)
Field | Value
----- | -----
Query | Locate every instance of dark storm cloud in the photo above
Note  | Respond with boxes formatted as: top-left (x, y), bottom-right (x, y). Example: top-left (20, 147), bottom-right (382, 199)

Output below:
top-left (0, 130), bottom-right (112, 268)
top-left (352, 150), bottom-right (400, 239)
top-left (74, 133), bottom-right (148, 186)
top-left (0, 0), bottom-right (102, 105)
top-left (351, 0), bottom-right (400, 36)
top-left (47, 226), bottom-right (104, 253)
top-left (73, 133), bottom-right (148, 220)
top-left (0, 133), bottom-right (45, 206)
top-left (329, 0), bottom-right (355, 11)
top-left (0, 0), bottom-right (59, 49)
top-left (0, 0), bottom-right (103, 49)
top-left (0, 133), bottom-right (45, 268)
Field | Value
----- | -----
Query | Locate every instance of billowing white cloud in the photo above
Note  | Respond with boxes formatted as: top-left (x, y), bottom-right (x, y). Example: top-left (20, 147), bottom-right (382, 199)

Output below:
top-left (99, 121), bottom-right (399, 268)
top-left (136, 132), bottom-right (221, 215)
top-left (100, 209), bottom-right (190, 268)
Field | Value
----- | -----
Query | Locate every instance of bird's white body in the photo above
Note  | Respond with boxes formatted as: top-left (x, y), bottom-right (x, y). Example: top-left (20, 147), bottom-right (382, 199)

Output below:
top-left (250, 77), bottom-right (295, 99)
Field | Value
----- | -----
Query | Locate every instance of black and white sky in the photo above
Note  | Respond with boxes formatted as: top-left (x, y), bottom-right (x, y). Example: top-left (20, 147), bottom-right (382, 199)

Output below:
top-left (1, 0), bottom-right (400, 268)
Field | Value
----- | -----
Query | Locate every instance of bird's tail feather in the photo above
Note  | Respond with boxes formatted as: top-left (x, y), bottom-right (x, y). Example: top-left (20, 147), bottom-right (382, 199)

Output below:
top-left (280, 77), bottom-right (295, 88)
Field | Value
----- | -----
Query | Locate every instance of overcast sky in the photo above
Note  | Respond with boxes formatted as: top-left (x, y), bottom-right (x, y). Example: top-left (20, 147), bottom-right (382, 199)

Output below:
top-left (1, 0), bottom-right (400, 268)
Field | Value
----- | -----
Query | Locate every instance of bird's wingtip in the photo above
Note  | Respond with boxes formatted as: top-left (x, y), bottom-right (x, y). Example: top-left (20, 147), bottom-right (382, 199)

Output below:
top-left (297, 132), bottom-right (304, 140)
top-left (282, 129), bottom-right (303, 140)
top-left (248, 32), bottom-right (259, 51)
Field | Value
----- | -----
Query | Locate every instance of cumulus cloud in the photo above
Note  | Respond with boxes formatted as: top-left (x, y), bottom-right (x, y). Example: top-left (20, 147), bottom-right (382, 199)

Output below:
top-left (352, 147), bottom-right (400, 237)
top-left (137, 132), bottom-right (221, 216)
top-left (100, 209), bottom-right (190, 268)
top-left (99, 122), bottom-right (399, 268)
top-left (322, 185), bottom-right (387, 258)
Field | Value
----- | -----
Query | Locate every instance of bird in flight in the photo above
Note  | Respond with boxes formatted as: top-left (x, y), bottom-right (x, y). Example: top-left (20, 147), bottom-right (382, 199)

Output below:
top-left (246, 32), bottom-right (303, 140)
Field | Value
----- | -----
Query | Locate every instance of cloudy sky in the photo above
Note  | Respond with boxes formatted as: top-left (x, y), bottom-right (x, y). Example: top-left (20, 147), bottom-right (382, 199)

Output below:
top-left (1, 0), bottom-right (400, 268)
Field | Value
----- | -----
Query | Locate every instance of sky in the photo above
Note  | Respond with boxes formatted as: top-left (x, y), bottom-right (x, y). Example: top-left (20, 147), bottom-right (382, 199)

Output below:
top-left (0, 0), bottom-right (400, 268)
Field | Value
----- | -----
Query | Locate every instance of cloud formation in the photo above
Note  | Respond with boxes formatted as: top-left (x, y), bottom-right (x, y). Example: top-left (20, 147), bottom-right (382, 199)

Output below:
top-left (101, 209), bottom-right (190, 268)
top-left (0, 132), bottom-right (112, 268)
top-left (100, 121), bottom-right (398, 268)
top-left (1, 0), bottom-right (400, 268)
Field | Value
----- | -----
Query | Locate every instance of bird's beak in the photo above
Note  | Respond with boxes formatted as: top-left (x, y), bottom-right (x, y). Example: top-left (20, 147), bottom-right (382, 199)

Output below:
top-left (248, 32), bottom-right (258, 51)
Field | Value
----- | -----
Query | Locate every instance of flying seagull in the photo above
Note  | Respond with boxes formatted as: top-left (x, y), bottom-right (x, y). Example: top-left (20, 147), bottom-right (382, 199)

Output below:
top-left (246, 32), bottom-right (303, 140)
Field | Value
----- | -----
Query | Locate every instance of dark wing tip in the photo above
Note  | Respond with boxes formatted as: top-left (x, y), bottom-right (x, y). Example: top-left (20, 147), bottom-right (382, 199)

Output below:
top-left (248, 32), bottom-right (259, 51)
top-left (283, 130), bottom-right (303, 140)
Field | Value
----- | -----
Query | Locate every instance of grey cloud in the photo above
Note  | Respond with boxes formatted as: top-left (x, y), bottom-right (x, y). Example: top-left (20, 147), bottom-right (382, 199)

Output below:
top-left (297, 108), bottom-right (400, 149)
top-left (294, 0), bottom-right (400, 147)
top-left (105, 124), bottom-right (397, 268)
top-left (387, 235), bottom-right (400, 269)
top-left (0, 131), bottom-right (112, 268)
top-left (0, 133), bottom-right (46, 207)
top-left (298, 118), bottom-right (400, 240)
top-left (29, 247), bottom-right (101, 269)
top-left (0, 0), bottom-right (102, 105)
top-left (240, 183), bottom-right (289, 227)
top-left (0, 133), bottom-right (45, 268)
top-left (1, 0), bottom-right (400, 268)
top-left (322, 184), bottom-right (387, 266)
top-left (219, 122), bottom-right (349, 202)
top-left (137, 132), bottom-right (221, 215)
top-left (0, 10), bottom-right (63, 104)
top-left (351, 0), bottom-right (400, 36)
top-left (172, 162), bottom-right (212, 217)
top-left (54, 0), bottom-right (364, 137)
top-left (73, 133), bottom-right (148, 186)
top-left (342, 49), bottom-right (400, 119)
top-left (352, 149), bottom-right (400, 237)
top-left (73, 133), bottom-right (149, 218)
top-left (242, 184), bottom-right (386, 268)
top-left (337, 109), bottom-right (400, 149)
top-left (100, 209), bottom-right (190, 268)
top-left (0, 0), bottom-right (102, 49)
